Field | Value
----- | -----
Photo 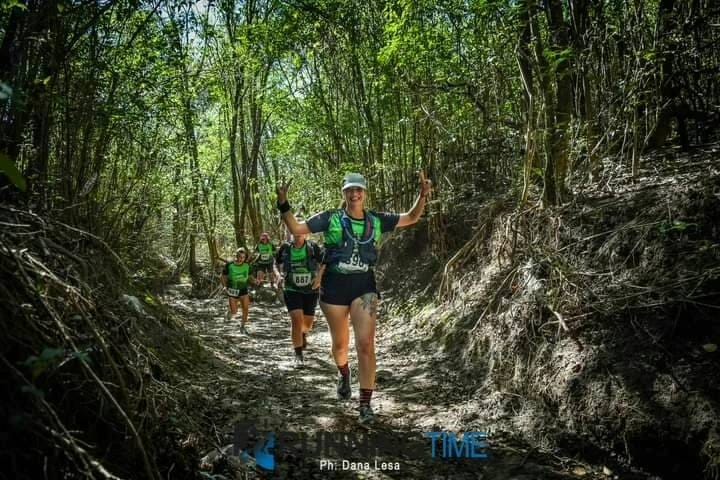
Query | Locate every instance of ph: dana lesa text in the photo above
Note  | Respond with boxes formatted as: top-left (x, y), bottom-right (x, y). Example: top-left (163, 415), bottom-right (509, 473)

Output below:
top-left (342, 459), bottom-right (400, 471)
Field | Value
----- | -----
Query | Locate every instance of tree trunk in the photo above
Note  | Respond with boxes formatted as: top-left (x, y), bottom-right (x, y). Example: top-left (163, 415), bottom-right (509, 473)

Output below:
top-left (518, 0), bottom-right (538, 204)
top-left (545, 0), bottom-right (574, 203)
top-left (645, 0), bottom-right (679, 151)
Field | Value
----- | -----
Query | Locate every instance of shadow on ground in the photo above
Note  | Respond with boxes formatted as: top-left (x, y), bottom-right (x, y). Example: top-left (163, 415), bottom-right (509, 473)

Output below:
top-left (166, 285), bottom-right (648, 479)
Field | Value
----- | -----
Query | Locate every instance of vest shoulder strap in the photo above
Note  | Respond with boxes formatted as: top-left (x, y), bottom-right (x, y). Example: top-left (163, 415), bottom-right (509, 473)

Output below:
top-left (308, 240), bottom-right (322, 260)
top-left (279, 242), bottom-right (291, 261)
top-left (339, 210), bottom-right (376, 243)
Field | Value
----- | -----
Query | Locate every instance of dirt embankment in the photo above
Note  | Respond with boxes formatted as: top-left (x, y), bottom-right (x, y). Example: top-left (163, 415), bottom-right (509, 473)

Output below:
top-left (0, 205), bottom-right (206, 480)
top-left (378, 144), bottom-right (720, 479)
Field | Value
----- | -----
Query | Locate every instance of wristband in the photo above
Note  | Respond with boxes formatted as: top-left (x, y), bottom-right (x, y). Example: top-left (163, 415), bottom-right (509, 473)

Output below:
top-left (277, 200), bottom-right (291, 214)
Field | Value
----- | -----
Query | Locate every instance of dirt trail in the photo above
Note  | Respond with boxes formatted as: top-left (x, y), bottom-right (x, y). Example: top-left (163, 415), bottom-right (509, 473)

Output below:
top-left (166, 285), bottom-right (645, 480)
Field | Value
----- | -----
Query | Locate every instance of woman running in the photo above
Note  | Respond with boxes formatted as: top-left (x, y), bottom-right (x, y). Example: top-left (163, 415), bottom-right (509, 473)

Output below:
top-left (276, 171), bottom-right (431, 425)
top-left (274, 231), bottom-right (324, 368)
top-left (221, 247), bottom-right (256, 334)
top-left (253, 232), bottom-right (276, 285)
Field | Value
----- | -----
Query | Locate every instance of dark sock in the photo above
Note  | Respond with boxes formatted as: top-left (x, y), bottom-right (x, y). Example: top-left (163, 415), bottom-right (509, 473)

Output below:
top-left (294, 347), bottom-right (303, 356)
top-left (338, 363), bottom-right (350, 378)
top-left (359, 388), bottom-right (373, 407)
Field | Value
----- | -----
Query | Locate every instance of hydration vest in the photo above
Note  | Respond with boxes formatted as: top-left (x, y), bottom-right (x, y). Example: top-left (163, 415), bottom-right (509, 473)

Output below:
top-left (325, 210), bottom-right (382, 268)
top-left (280, 241), bottom-right (320, 289)
top-left (280, 241), bottom-right (320, 275)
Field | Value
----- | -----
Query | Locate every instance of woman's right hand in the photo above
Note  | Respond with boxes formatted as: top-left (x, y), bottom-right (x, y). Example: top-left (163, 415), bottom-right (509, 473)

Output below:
top-left (419, 170), bottom-right (432, 198)
top-left (276, 178), bottom-right (292, 204)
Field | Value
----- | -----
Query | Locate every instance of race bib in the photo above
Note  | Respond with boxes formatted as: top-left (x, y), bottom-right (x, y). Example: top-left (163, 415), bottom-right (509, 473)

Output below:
top-left (227, 288), bottom-right (241, 297)
top-left (260, 253), bottom-right (271, 261)
top-left (291, 272), bottom-right (312, 287)
top-left (337, 248), bottom-right (369, 273)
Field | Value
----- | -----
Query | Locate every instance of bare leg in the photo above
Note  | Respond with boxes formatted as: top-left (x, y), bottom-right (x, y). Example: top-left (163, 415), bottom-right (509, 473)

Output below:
top-left (320, 302), bottom-right (351, 367)
top-left (229, 296), bottom-right (239, 318)
top-left (240, 295), bottom-right (250, 325)
top-left (350, 293), bottom-right (378, 390)
top-left (302, 315), bottom-right (315, 334)
top-left (289, 309), bottom-right (304, 348)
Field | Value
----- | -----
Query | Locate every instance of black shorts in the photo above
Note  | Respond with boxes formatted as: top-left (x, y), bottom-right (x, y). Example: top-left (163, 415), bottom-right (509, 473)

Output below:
top-left (227, 287), bottom-right (249, 298)
top-left (283, 290), bottom-right (319, 316)
top-left (254, 263), bottom-right (273, 274)
top-left (320, 271), bottom-right (379, 307)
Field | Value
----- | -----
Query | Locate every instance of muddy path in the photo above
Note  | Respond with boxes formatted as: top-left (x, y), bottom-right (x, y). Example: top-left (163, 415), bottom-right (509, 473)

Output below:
top-left (166, 286), bottom-right (646, 480)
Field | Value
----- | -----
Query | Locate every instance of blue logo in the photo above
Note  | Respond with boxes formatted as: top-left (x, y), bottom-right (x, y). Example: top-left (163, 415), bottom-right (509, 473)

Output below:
top-left (234, 423), bottom-right (276, 471)
top-left (424, 431), bottom-right (490, 460)
top-left (253, 432), bottom-right (276, 470)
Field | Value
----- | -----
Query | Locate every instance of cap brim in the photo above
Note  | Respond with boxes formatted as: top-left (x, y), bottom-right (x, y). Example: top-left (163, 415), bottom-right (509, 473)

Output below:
top-left (342, 183), bottom-right (367, 190)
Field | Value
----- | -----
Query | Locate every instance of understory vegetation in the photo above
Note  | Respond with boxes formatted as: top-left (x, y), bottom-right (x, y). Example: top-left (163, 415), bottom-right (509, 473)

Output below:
top-left (381, 146), bottom-right (720, 479)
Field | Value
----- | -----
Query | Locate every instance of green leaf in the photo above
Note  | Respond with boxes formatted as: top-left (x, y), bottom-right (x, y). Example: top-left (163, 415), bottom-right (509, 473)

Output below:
top-left (70, 350), bottom-right (92, 364)
top-left (21, 355), bottom-right (39, 368)
top-left (671, 220), bottom-right (695, 231)
top-left (39, 347), bottom-right (65, 361)
top-left (659, 220), bottom-right (697, 234)
top-left (22, 348), bottom-right (65, 380)
top-left (20, 385), bottom-right (44, 398)
top-left (0, 82), bottom-right (12, 100)
top-left (0, 152), bottom-right (27, 191)
top-left (544, 47), bottom-right (575, 71)
top-left (3, 0), bottom-right (27, 11)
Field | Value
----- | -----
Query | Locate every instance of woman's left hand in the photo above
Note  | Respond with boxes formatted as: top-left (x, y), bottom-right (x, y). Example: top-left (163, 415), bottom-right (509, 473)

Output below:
top-left (276, 178), bottom-right (292, 204)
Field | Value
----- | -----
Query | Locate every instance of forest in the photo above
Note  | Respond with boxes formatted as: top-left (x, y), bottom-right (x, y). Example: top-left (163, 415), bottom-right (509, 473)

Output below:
top-left (1, 0), bottom-right (719, 478)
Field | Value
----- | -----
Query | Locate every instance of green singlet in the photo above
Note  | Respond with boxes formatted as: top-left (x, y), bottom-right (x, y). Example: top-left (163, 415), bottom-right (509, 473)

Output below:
top-left (256, 243), bottom-right (274, 264)
top-left (285, 244), bottom-right (315, 293)
top-left (227, 262), bottom-right (251, 289)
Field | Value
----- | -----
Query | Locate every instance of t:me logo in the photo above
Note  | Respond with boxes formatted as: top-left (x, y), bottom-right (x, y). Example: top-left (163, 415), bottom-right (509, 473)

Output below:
top-left (424, 431), bottom-right (490, 460)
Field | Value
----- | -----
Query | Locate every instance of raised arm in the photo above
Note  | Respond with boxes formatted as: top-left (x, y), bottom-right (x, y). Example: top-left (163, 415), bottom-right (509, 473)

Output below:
top-left (397, 171), bottom-right (433, 228)
top-left (276, 179), bottom-right (311, 235)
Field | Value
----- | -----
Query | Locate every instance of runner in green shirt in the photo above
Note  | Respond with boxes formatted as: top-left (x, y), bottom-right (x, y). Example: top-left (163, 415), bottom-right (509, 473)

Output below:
top-left (274, 231), bottom-right (324, 368)
top-left (253, 232), bottom-right (276, 285)
top-left (221, 247), bottom-right (256, 334)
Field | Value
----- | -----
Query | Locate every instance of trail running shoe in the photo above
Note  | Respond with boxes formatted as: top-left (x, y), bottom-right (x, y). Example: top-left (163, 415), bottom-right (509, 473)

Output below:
top-left (337, 371), bottom-right (351, 400)
top-left (358, 405), bottom-right (375, 426)
top-left (294, 354), bottom-right (304, 368)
